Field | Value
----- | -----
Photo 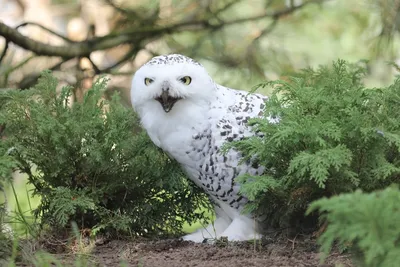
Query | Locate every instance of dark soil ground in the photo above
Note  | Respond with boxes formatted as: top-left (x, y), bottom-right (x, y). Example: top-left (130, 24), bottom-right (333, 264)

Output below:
top-left (25, 235), bottom-right (352, 267)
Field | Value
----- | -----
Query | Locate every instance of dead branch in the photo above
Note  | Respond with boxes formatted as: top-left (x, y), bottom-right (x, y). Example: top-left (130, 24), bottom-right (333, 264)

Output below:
top-left (0, 0), bottom-right (329, 59)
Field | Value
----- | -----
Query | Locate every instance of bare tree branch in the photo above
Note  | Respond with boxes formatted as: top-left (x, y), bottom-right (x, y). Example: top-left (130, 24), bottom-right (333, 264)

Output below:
top-left (0, 0), bottom-right (331, 90)
top-left (0, 40), bottom-right (9, 64)
top-left (0, 0), bottom-right (329, 59)
top-left (16, 22), bottom-right (74, 43)
top-left (0, 22), bottom-right (74, 66)
top-left (0, 21), bottom-right (138, 57)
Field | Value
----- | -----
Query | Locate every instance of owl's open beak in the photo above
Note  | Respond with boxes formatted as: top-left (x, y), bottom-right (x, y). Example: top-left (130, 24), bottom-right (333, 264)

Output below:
top-left (155, 90), bottom-right (182, 113)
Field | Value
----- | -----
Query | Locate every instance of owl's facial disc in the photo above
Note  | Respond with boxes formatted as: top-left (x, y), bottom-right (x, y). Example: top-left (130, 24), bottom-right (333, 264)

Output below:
top-left (155, 81), bottom-right (182, 113)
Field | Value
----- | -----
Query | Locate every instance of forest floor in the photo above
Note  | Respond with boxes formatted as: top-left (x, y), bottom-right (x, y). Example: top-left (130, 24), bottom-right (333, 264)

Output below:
top-left (7, 179), bottom-right (351, 267)
top-left (15, 235), bottom-right (352, 267)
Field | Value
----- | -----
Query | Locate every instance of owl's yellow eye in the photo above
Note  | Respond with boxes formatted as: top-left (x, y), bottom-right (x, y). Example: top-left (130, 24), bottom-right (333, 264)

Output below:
top-left (179, 76), bottom-right (192, 85)
top-left (144, 78), bottom-right (154, 86)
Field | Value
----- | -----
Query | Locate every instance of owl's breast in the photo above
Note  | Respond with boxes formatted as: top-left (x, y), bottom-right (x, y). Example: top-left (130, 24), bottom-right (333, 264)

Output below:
top-left (183, 129), bottom-right (259, 210)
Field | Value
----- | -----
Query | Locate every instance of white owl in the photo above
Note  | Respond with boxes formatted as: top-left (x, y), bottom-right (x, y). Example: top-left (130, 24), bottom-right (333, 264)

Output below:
top-left (131, 54), bottom-right (272, 242)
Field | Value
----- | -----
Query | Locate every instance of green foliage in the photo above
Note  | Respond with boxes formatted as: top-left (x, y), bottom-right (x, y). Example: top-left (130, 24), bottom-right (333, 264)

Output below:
top-left (308, 186), bottom-right (400, 267)
top-left (0, 71), bottom-right (208, 237)
top-left (229, 60), bottom-right (400, 228)
top-left (0, 134), bottom-right (14, 262)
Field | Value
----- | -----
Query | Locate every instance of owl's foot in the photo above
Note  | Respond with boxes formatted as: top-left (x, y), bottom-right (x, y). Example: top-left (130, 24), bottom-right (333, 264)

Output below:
top-left (182, 216), bottom-right (231, 243)
top-left (219, 215), bottom-right (262, 241)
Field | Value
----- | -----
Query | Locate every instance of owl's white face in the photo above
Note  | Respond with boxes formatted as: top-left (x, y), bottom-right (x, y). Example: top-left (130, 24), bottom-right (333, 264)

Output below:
top-left (131, 54), bottom-right (216, 116)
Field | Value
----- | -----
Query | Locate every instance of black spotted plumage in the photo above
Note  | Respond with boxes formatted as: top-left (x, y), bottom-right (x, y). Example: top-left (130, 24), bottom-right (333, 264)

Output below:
top-left (183, 88), bottom-right (268, 209)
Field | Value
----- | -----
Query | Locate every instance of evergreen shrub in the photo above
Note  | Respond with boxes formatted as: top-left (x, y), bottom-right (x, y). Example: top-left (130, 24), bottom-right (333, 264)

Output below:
top-left (229, 60), bottom-right (400, 230)
top-left (0, 71), bottom-right (208, 237)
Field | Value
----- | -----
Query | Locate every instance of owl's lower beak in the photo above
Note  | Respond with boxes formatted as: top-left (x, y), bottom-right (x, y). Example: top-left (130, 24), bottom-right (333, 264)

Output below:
top-left (155, 90), bottom-right (181, 113)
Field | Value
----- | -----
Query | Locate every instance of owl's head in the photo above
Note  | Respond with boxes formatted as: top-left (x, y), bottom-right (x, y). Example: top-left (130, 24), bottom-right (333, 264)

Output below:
top-left (131, 54), bottom-right (216, 115)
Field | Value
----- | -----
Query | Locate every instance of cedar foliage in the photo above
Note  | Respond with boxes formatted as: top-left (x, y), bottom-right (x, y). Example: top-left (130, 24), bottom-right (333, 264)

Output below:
top-left (229, 59), bottom-right (400, 228)
top-left (308, 186), bottom-right (400, 267)
top-left (0, 71), bottom-right (208, 238)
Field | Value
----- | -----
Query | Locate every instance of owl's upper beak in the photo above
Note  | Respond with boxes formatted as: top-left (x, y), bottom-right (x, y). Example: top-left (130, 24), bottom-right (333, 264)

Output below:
top-left (155, 89), bottom-right (182, 113)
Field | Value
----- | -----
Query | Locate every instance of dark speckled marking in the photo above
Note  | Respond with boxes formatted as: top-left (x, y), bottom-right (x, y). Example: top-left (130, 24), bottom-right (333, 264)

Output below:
top-left (145, 54), bottom-right (202, 66)
top-left (178, 78), bottom-right (269, 210)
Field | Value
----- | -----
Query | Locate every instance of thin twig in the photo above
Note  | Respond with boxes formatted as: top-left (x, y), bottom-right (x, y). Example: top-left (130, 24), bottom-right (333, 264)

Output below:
top-left (254, 19), bottom-right (279, 43)
top-left (220, 0), bottom-right (330, 28)
top-left (86, 56), bottom-right (101, 74)
top-left (287, 234), bottom-right (298, 250)
top-left (0, 40), bottom-right (9, 64)
top-left (103, 0), bottom-right (143, 18)
top-left (16, 22), bottom-right (74, 43)
top-left (3, 55), bottom-right (36, 86)
top-left (99, 46), bottom-right (141, 74)
top-left (0, 124), bottom-right (5, 137)
top-left (213, 0), bottom-right (242, 15)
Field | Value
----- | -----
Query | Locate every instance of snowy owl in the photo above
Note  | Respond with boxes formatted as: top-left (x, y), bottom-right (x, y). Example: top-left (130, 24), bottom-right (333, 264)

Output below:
top-left (131, 54), bottom-right (271, 242)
